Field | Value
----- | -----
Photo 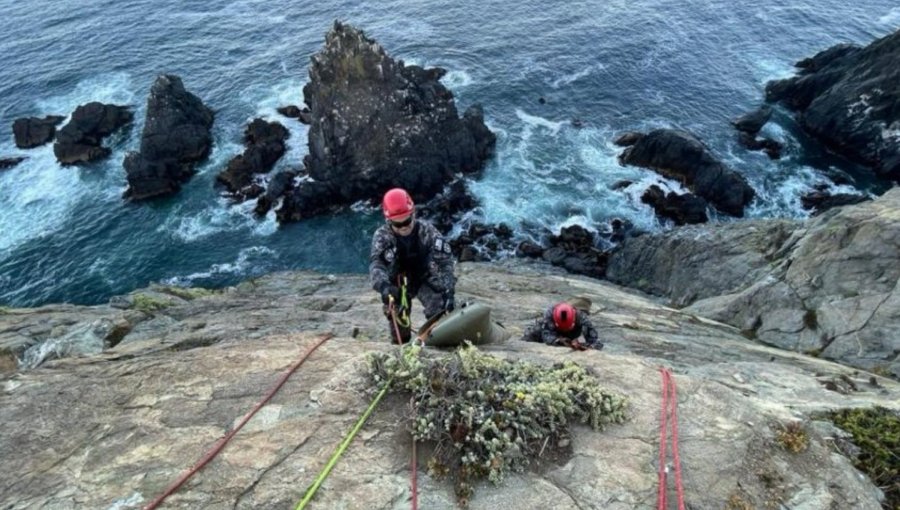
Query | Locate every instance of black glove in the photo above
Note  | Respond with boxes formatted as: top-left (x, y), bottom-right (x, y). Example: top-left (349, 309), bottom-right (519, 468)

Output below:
top-left (442, 291), bottom-right (455, 312)
top-left (381, 284), bottom-right (401, 306)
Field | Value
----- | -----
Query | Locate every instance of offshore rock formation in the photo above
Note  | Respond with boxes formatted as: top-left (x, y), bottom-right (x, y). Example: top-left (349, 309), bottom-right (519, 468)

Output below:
top-left (1, 262), bottom-right (897, 509)
top-left (616, 129), bottom-right (756, 217)
top-left (123, 75), bottom-right (214, 200)
top-left (276, 22), bottom-right (495, 221)
top-left (216, 119), bottom-right (289, 200)
top-left (765, 30), bottom-right (900, 181)
top-left (607, 188), bottom-right (900, 377)
top-left (52, 103), bottom-right (133, 165)
top-left (12, 115), bottom-right (65, 148)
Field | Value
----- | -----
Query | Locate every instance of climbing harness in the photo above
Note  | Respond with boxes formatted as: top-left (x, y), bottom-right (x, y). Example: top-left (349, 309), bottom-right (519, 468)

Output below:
top-left (142, 333), bottom-right (333, 510)
top-left (294, 377), bottom-right (394, 509)
top-left (657, 367), bottom-right (686, 510)
top-left (387, 276), bottom-right (411, 344)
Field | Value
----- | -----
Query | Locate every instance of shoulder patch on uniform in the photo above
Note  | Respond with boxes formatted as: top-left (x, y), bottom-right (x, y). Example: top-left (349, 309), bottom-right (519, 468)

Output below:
top-left (385, 247), bottom-right (396, 263)
top-left (434, 238), bottom-right (451, 254)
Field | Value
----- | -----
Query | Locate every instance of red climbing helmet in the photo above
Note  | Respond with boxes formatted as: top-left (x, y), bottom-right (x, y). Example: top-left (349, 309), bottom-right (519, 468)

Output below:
top-left (382, 188), bottom-right (415, 221)
top-left (552, 302), bottom-right (576, 332)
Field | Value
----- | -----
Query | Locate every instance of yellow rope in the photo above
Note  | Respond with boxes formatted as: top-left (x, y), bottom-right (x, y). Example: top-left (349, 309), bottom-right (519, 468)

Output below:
top-left (294, 379), bottom-right (393, 509)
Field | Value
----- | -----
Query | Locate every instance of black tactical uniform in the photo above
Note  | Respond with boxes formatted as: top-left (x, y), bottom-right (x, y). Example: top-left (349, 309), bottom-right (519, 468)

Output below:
top-left (369, 220), bottom-right (456, 343)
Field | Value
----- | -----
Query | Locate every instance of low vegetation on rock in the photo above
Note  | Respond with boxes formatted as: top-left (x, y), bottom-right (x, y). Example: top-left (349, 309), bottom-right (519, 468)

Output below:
top-left (829, 407), bottom-right (900, 509)
top-left (369, 344), bottom-right (628, 506)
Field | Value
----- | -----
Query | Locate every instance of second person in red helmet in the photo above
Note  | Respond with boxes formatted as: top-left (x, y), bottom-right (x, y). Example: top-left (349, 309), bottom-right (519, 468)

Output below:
top-left (521, 302), bottom-right (603, 350)
top-left (370, 188), bottom-right (457, 343)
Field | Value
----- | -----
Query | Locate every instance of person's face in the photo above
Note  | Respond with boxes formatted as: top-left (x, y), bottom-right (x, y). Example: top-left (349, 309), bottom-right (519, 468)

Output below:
top-left (389, 213), bottom-right (415, 236)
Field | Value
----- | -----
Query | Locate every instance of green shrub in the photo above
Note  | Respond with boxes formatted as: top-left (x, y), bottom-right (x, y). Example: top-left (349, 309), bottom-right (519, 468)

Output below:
top-left (830, 407), bottom-right (900, 510)
top-left (368, 344), bottom-right (628, 506)
top-left (131, 294), bottom-right (174, 313)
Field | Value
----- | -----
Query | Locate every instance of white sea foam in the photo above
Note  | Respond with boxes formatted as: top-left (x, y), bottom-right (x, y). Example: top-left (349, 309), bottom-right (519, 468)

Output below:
top-left (550, 65), bottom-right (601, 89)
top-left (514, 109), bottom-right (566, 135)
top-left (441, 69), bottom-right (473, 89)
top-left (163, 246), bottom-right (278, 286)
top-left (879, 7), bottom-right (900, 25)
top-left (35, 72), bottom-right (137, 114)
top-left (744, 164), bottom-right (835, 219)
top-left (752, 58), bottom-right (797, 86)
top-left (158, 194), bottom-right (276, 243)
top-left (0, 149), bottom-right (88, 252)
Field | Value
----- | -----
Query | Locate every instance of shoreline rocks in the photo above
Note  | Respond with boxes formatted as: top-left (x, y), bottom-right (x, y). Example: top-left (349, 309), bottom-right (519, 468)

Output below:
top-left (765, 29), bottom-right (900, 182)
top-left (617, 129), bottom-right (756, 217)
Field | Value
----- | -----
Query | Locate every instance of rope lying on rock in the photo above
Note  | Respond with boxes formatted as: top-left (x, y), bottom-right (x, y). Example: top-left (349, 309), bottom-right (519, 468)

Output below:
top-left (294, 377), bottom-right (393, 509)
top-left (143, 333), bottom-right (334, 510)
top-left (657, 367), bottom-right (686, 510)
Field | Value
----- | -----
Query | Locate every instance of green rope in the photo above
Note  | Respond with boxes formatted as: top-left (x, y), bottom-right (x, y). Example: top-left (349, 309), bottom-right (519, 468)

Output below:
top-left (294, 379), bottom-right (394, 509)
top-left (397, 276), bottom-right (411, 328)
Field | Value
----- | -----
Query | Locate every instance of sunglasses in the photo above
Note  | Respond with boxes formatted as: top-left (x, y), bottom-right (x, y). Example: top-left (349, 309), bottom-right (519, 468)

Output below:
top-left (389, 215), bottom-right (414, 228)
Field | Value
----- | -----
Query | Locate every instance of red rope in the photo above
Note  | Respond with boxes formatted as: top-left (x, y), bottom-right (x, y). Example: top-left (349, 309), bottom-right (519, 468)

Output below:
top-left (666, 370), bottom-right (686, 510)
top-left (388, 301), bottom-right (403, 345)
top-left (143, 333), bottom-right (334, 510)
top-left (410, 396), bottom-right (418, 510)
top-left (657, 367), bottom-right (686, 510)
top-left (657, 368), bottom-right (669, 510)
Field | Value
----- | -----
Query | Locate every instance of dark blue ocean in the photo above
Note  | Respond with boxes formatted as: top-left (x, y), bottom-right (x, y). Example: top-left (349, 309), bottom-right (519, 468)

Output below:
top-left (0, 0), bottom-right (897, 307)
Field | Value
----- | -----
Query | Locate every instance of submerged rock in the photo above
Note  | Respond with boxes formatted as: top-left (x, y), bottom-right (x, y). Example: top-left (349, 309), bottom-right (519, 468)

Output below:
top-left (618, 129), bottom-right (756, 216)
top-left (732, 105), bottom-right (773, 134)
top-left (0, 156), bottom-right (26, 170)
top-left (800, 189), bottom-right (869, 214)
top-left (123, 75), bottom-right (214, 200)
top-left (765, 30), bottom-right (900, 181)
top-left (276, 22), bottom-right (495, 221)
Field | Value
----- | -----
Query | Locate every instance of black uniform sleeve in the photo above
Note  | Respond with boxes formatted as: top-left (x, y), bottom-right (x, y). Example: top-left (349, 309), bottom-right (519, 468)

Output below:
top-left (577, 310), bottom-right (600, 346)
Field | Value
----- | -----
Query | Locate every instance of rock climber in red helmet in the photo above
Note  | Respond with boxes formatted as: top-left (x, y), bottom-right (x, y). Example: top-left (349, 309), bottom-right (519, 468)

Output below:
top-left (370, 187), bottom-right (456, 343)
top-left (521, 302), bottom-right (603, 350)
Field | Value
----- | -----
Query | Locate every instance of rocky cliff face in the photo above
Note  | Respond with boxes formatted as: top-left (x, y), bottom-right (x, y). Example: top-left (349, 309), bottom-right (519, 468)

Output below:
top-left (608, 187), bottom-right (900, 378)
top-left (2, 262), bottom-right (897, 509)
